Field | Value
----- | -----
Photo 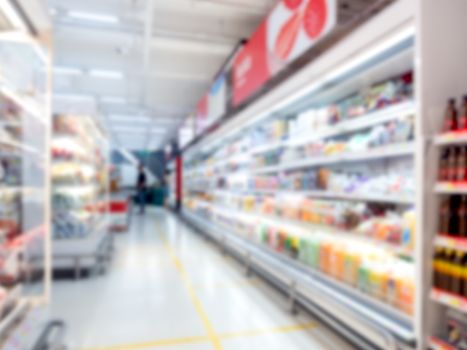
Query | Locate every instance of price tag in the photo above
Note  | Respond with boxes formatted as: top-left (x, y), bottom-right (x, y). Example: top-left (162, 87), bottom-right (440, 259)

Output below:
top-left (446, 183), bottom-right (455, 190)
top-left (445, 133), bottom-right (456, 141)
top-left (451, 296), bottom-right (461, 308)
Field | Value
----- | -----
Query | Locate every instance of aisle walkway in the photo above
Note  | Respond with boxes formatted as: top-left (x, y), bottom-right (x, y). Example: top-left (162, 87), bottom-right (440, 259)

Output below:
top-left (49, 209), bottom-right (355, 350)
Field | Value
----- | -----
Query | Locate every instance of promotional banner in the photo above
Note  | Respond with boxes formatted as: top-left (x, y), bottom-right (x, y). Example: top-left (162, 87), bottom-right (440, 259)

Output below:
top-left (195, 95), bottom-right (208, 134)
top-left (232, 0), bottom-right (337, 106)
top-left (194, 74), bottom-right (227, 135)
top-left (178, 114), bottom-right (195, 149)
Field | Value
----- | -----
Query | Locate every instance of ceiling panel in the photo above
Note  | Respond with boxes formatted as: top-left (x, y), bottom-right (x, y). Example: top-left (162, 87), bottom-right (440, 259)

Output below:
top-left (48, 0), bottom-right (275, 151)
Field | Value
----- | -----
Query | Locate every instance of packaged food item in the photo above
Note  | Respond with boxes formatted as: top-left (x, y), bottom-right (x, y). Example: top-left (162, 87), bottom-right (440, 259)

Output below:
top-left (447, 311), bottom-right (467, 349)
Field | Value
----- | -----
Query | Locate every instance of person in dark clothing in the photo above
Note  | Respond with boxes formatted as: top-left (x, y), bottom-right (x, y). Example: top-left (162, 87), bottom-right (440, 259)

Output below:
top-left (136, 164), bottom-right (147, 214)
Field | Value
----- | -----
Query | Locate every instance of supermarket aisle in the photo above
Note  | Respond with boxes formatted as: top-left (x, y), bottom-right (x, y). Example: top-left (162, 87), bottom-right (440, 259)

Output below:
top-left (49, 209), bottom-right (355, 350)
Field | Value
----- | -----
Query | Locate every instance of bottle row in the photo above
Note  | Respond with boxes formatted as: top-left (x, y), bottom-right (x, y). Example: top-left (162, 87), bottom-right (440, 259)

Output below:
top-left (443, 96), bottom-right (467, 132)
top-left (439, 147), bottom-right (467, 183)
top-left (439, 195), bottom-right (467, 238)
top-left (433, 246), bottom-right (467, 298)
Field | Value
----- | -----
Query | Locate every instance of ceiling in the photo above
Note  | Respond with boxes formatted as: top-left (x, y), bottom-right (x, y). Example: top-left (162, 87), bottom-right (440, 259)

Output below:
top-left (48, 0), bottom-right (276, 151)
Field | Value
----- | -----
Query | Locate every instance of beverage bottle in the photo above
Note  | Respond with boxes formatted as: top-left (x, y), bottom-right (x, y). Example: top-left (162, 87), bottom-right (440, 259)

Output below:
top-left (445, 249), bottom-right (456, 292)
top-left (448, 147), bottom-right (459, 181)
top-left (459, 196), bottom-right (467, 238)
top-left (452, 251), bottom-right (465, 296)
top-left (439, 148), bottom-right (450, 181)
top-left (449, 196), bottom-right (460, 237)
top-left (457, 147), bottom-right (467, 182)
top-left (462, 254), bottom-right (467, 297)
top-left (458, 96), bottom-right (467, 130)
top-left (439, 198), bottom-right (450, 235)
top-left (433, 247), bottom-right (443, 289)
top-left (444, 98), bottom-right (458, 132)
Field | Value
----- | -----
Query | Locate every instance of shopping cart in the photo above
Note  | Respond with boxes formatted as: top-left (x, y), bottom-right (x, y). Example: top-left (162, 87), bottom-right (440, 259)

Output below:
top-left (108, 198), bottom-right (132, 232)
top-left (31, 320), bottom-right (67, 350)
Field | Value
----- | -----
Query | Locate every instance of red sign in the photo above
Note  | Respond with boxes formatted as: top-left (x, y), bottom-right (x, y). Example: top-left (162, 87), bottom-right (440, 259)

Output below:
top-left (195, 95), bottom-right (209, 134)
top-left (233, 0), bottom-right (336, 106)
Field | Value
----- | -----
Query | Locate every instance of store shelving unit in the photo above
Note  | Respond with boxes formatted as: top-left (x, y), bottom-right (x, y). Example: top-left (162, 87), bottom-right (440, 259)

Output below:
top-left (0, 3), bottom-right (52, 346)
top-left (172, 1), bottom-right (467, 349)
top-left (51, 115), bottom-right (111, 278)
top-left (181, 2), bottom-right (417, 349)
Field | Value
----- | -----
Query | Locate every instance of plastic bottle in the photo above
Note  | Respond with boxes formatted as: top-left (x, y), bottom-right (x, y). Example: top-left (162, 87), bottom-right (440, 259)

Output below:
top-left (458, 147), bottom-right (467, 182)
top-left (444, 98), bottom-right (458, 132)
top-left (458, 96), bottom-right (467, 130)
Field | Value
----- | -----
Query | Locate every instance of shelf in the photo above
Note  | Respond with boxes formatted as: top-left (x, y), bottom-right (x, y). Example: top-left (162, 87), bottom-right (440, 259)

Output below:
top-left (248, 101), bottom-right (415, 155)
top-left (0, 138), bottom-right (41, 156)
top-left (218, 188), bottom-right (414, 205)
top-left (194, 199), bottom-right (413, 260)
top-left (54, 184), bottom-right (99, 196)
top-left (434, 182), bottom-right (467, 194)
top-left (434, 132), bottom-right (467, 146)
top-left (434, 235), bottom-right (467, 252)
top-left (428, 337), bottom-right (457, 350)
top-left (181, 209), bottom-right (414, 345)
top-left (250, 139), bottom-right (288, 155)
top-left (431, 288), bottom-right (467, 314)
top-left (253, 142), bottom-right (415, 174)
top-left (0, 86), bottom-right (44, 123)
top-left (0, 299), bottom-right (28, 338)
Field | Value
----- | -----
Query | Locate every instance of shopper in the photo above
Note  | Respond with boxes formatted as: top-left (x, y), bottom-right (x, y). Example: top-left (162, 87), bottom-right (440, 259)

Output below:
top-left (136, 164), bottom-right (147, 215)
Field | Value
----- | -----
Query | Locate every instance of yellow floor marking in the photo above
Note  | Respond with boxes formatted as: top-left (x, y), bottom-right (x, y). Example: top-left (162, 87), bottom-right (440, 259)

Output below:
top-left (162, 237), bottom-right (224, 350)
top-left (81, 321), bottom-right (320, 350)
top-left (81, 335), bottom-right (209, 350)
top-left (219, 321), bottom-right (319, 340)
top-left (193, 278), bottom-right (261, 291)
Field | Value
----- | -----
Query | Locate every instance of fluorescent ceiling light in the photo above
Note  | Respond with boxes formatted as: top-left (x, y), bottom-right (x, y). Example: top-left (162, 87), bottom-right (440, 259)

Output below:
top-left (101, 96), bottom-right (126, 104)
top-left (54, 93), bottom-right (94, 100)
top-left (115, 129), bottom-right (166, 135)
top-left (89, 69), bottom-right (124, 79)
top-left (54, 66), bottom-right (83, 75)
top-left (68, 11), bottom-right (119, 24)
top-left (109, 115), bottom-right (152, 123)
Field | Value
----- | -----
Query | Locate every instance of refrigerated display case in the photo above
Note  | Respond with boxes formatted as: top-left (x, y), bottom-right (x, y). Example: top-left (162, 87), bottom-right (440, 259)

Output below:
top-left (178, 0), bottom-right (467, 349)
top-left (51, 114), bottom-right (111, 278)
top-left (0, 3), bottom-right (52, 346)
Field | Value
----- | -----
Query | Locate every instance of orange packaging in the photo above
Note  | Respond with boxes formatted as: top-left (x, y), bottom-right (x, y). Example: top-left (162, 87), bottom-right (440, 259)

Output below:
top-left (397, 277), bottom-right (414, 315)
top-left (320, 241), bottom-right (332, 274)
top-left (343, 250), bottom-right (360, 286)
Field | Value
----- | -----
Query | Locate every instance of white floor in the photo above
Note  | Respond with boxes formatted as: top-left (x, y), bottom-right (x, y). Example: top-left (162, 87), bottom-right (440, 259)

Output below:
top-left (49, 208), bottom-right (356, 350)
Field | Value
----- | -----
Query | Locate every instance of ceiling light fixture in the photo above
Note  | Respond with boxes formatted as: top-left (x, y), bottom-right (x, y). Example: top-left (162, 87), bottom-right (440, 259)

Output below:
top-left (54, 93), bottom-right (94, 100)
top-left (54, 66), bottom-right (83, 75)
top-left (100, 96), bottom-right (126, 104)
top-left (114, 127), bottom-right (166, 134)
top-left (109, 116), bottom-right (152, 124)
top-left (89, 69), bottom-right (124, 79)
top-left (67, 11), bottom-right (119, 24)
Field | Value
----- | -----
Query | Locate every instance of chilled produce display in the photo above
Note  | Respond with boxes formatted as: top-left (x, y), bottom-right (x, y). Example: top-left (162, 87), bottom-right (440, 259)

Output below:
top-left (250, 72), bottom-right (413, 149)
top-left (185, 196), bottom-right (414, 315)
top-left (52, 115), bottom-right (109, 240)
top-left (183, 66), bottom-right (417, 323)
top-left (0, 31), bottom-right (51, 345)
top-left (254, 116), bottom-right (414, 168)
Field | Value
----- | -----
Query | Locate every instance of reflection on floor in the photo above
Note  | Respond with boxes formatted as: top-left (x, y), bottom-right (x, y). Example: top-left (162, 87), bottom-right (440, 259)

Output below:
top-left (48, 208), bottom-right (356, 350)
